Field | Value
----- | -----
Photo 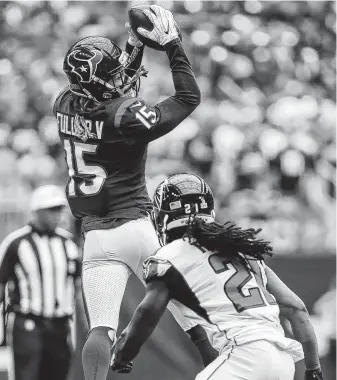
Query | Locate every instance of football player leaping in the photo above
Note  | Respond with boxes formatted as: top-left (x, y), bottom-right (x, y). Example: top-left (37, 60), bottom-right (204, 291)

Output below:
top-left (53, 5), bottom-right (217, 380)
top-left (111, 174), bottom-right (324, 380)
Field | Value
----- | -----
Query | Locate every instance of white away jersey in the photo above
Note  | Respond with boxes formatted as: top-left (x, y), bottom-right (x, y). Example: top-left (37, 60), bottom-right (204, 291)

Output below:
top-left (143, 239), bottom-right (304, 362)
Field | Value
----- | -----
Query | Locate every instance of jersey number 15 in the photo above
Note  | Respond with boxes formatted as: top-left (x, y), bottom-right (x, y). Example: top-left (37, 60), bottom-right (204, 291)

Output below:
top-left (63, 139), bottom-right (107, 196)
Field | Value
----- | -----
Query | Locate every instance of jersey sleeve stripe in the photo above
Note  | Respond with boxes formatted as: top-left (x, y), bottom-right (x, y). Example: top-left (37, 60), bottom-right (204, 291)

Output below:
top-left (114, 98), bottom-right (142, 128)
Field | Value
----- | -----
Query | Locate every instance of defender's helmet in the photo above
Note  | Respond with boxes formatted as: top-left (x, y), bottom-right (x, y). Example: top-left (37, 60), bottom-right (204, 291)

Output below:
top-left (63, 36), bottom-right (147, 102)
top-left (152, 173), bottom-right (215, 246)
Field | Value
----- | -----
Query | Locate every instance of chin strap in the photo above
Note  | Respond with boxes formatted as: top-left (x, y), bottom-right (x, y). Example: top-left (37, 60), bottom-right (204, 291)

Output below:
top-left (121, 65), bottom-right (148, 96)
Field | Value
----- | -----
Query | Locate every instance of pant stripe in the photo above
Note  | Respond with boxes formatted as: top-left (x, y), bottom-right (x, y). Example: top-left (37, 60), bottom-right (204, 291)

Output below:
top-left (206, 345), bottom-right (235, 380)
top-left (81, 277), bottom-right (91, 330)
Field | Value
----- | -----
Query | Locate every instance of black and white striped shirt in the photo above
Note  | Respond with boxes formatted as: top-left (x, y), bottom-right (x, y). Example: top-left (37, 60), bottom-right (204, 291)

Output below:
top-left (0, 225), bottom-right (80, 318)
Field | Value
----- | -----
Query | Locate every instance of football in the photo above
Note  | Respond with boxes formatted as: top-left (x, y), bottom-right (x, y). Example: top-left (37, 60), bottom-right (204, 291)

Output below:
top-left (128, 4), bottom-right (182, 51)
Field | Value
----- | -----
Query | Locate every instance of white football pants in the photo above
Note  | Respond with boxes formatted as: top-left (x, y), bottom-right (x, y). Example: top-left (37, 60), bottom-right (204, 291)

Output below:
top-left (81, 217), bottom-right (197, 332)
top-left (196, 340), bottom-right (295, 380)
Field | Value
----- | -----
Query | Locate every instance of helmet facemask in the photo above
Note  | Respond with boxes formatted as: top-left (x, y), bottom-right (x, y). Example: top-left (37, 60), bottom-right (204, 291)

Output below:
top-left (109, 64), bottom-right (147, 98)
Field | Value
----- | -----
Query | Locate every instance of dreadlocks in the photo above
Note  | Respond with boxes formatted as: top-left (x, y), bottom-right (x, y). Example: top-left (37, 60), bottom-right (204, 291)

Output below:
top-left (78, 97), bottom-right (105, 115)
top-left (181, 216), bottom-right (273, 271)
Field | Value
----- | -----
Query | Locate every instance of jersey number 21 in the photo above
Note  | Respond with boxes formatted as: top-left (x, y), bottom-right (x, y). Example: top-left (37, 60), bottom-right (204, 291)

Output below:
top-left (209, 255), bottom-right (277, 312)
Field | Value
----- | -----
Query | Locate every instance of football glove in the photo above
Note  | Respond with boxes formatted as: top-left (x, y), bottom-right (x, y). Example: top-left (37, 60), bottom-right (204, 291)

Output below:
top-left (305, 368), bottom-right (324, 380)
top-left (137, 5), bottom-right (179, 47)
top-left (126, 22), bottom-right (143, 48)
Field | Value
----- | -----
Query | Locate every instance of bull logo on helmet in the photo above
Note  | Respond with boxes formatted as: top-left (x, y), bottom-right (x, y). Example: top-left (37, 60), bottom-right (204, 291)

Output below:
top-left (67, 48), bottom-right (103, 83)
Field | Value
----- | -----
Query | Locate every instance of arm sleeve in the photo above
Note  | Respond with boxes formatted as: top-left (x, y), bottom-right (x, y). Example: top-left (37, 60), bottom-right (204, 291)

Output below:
top-left (113, 40), bottom-right (201, 144)
top-left (0, 239), bottom-right (18, 285)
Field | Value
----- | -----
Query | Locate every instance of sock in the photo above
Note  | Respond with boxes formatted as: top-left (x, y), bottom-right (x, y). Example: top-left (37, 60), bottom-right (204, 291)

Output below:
top-left (82, 326), bottom-right (116, 380)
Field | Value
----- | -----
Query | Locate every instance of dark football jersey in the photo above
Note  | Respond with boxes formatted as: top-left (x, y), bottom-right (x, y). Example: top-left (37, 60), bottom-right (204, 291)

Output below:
top-left (54, 90), bottom-right (156, 227)
top-left (54, 40), bottom-right (201, 233)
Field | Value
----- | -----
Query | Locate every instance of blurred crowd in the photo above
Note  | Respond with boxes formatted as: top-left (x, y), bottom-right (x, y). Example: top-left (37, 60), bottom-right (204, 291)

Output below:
top-left (0, 1), bottom-right (335, 253)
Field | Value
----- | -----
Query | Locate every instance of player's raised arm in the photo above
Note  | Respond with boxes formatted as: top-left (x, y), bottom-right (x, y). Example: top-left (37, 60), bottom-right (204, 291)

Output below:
top-left (115, 5), bottom-right (201, 144)
top-left (265, 266), bottom-right (324, 380)
top-left (124, 22), bottom-right (146, 80)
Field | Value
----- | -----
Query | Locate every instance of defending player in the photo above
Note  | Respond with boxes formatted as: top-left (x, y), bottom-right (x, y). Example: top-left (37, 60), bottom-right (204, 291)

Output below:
top-left (111, 173), bottom-right (323, 380)
top-left (53, 5), bottom-right (217, 380)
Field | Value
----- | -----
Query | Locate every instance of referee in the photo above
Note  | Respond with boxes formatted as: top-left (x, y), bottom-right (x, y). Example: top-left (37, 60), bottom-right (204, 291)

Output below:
top-left (0, 185), bottom-right (81, 380)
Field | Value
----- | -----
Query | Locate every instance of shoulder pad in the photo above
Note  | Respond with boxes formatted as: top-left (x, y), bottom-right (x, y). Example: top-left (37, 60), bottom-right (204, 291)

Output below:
top-left (114, 98), bottom-right (158, 130)
top-left (53, 87), bottom-right (71, 116)
top-left (143, 256), bottom-right (172, 283)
